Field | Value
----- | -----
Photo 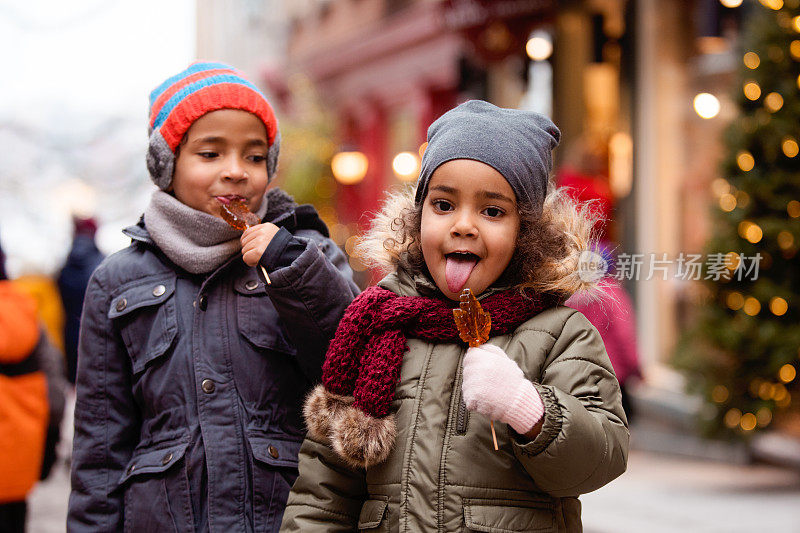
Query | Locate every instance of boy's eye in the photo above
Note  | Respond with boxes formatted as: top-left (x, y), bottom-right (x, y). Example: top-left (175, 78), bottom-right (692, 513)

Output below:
top-left (483, 206), bottom-right (504, 218)
top-left (432, 200), bottom-right (454, 212)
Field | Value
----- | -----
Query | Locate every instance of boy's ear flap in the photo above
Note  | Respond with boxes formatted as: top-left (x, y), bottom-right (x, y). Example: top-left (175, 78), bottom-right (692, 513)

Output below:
top-left (266, 131), bottom-right (280, 181)
top-left (147, 132), bottom-right (176, 191)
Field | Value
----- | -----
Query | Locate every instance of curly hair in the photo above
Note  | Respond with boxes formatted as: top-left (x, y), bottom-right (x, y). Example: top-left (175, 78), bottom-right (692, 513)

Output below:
top-left (356, 185), bottom-right (603, 298)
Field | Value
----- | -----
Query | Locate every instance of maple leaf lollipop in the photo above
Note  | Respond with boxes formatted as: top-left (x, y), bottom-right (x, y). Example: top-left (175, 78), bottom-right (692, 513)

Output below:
top-left (218, 197), bottom-right (261, 230)
top-left (453, 288), bottom-right (498, 450)
top-left (216, 197), bottom-right (272, 284)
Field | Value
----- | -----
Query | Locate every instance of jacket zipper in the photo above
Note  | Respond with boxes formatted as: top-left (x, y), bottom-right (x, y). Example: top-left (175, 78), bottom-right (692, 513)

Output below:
top-left (455, 359), bottom-right (468, 435)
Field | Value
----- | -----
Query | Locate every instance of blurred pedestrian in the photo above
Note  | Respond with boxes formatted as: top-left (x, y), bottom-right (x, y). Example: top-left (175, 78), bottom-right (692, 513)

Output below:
top-left (12, 274), bottom-right (65, 354)
top-left (68, 63), bottom-right (358, 532)
top-left (0, 265), bottom-right (49, 533)
top-left (57, 217), bottom-right (105, 384)
top-left (558, 161), bottom-right (642, 422)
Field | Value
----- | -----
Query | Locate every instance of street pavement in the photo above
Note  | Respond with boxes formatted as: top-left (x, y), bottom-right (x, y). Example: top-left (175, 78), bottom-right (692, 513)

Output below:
top-left (28, 426), bottom-right (800, 532)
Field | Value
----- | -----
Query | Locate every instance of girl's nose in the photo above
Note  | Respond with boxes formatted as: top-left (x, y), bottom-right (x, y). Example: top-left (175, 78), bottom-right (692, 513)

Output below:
top-left (451, 212), bottom-right (477, 238)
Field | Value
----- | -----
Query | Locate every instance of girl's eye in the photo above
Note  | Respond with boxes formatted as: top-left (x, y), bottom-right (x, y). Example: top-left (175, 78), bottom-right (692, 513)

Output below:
top-left (483, 207), bottom-right (504, 218)
top-left (198, 151), bottom-right (218, 159)
top-left (249, 154), bottom-right (267, 163)
top-left (433, 200), bottom-right (454, 212)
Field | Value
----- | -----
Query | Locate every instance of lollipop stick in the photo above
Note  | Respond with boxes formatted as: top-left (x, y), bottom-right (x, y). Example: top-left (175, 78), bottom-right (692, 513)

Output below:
top-left (259, 265), bottom-right (272, 285)
top-left (490, 421), bottom-right (498, 450)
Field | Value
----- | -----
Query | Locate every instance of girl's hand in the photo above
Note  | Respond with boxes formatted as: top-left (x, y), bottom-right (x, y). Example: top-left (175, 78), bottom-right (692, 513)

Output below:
top-left (241, 223), bottom-right (280, 267)
top-left (462, 344), bottom-right (544, 435)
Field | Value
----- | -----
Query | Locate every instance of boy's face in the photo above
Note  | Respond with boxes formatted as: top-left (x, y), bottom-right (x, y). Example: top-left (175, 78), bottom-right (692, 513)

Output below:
top-left (171, 109), bottom-right (270, 217)
top-left (420, 159), bottom-right (520, 301)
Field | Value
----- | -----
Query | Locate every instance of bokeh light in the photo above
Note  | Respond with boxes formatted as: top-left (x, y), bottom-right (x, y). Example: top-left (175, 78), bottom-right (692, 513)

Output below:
top-left (744, 81), bottom-right (762, 100)
top-left (788, 200), bottom-right (800, 218)
top-left (331, 151), bottom-right (368, 185)
top-left (782, 138), bottom-right (799, 157)
top-left (693, 93), bottom-right (720, 118)
top-left (780, 364), bottom-right (797, 383)
top-left (737, 151), bottom-right (755, 171)
top-left (770, 297), bottom-right (789, 316)
top-left (526, 35), bottom-right (553, 61)
top-left (392, 151), bottom-right (420, 182)
top-left (727, 291), bottom-right (745, 310)
top-left (743, 51), bottom-right (760, 68)
top-left (743, 297), bottom-right (761, 316)
top-left (765, 92), bottom-right (784, 112)
top-left (777, 231), bottom-right (795, 250)
top-left (720, 194), bottom-right (737, 211)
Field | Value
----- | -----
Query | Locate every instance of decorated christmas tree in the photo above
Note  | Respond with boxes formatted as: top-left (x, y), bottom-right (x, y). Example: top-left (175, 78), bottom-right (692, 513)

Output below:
top-left (674, 0), bottom-right (800, 437)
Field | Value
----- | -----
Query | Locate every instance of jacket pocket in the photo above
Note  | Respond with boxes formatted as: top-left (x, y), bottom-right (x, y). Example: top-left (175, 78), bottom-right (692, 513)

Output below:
top-left (119, 440), bottom-right (193, 533)
top-left (235, 275), bottom-right (296, 356)
top-left (247, 431), bottom-right (302, 532)
top-left (463, 499), bottom-right (556, 533)
top-left (357, 497), bottom-right (389, 531)
top-left (109, 277), bottom-right (177, 374)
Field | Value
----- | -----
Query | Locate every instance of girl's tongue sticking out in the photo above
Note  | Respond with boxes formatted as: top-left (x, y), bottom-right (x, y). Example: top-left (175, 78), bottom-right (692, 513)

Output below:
top-left (445, 253), bottom-right (479, 294)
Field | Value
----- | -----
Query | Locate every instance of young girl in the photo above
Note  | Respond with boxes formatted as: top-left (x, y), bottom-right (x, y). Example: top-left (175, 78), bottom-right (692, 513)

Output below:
top-left (68, 63), bottom-right (359, 532)
top-left (280, 100), bottom-right (629, 532)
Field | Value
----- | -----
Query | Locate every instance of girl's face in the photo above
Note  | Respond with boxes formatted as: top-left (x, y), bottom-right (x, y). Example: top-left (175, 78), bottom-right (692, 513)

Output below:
top-left (171, 109), bottom-right (270, 216)
top-left (420, 159), bottom-right (520, 301)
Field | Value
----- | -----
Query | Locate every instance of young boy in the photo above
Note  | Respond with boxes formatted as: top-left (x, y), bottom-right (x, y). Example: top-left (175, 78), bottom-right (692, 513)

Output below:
top-left (68, 62), bottom-right (359, 532)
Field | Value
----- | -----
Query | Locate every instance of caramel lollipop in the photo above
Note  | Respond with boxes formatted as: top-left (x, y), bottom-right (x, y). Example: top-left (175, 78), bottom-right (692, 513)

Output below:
top-left (217, 198), bottom-right (272, 284)
top-left (453, 288), bottom-right (498, 450)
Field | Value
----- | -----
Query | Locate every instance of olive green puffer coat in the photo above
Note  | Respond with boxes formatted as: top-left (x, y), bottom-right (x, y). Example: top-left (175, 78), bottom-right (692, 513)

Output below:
top-left (280, 273), bottom-right (628, 533)
top-left (280, 187), bottom-right (629, 532)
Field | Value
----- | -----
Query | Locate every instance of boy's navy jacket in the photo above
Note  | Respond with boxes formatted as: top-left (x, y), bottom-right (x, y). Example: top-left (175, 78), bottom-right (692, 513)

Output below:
top-left (68, 189), bottom-right (359, 532)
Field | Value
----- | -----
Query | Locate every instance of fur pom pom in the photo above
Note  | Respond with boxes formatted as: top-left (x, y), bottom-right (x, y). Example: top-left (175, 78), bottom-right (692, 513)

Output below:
top-left (303, 385), bottom-right (354, 442)
top-left (330, 407), bottom-right (397, 468)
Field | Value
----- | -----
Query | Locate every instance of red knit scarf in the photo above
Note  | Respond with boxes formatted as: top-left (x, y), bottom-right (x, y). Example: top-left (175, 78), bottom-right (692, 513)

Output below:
top-left (321, 285), bottom-right (561, 418)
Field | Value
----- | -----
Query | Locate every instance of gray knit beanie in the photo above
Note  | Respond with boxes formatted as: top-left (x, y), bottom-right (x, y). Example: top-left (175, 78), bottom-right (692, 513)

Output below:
top-left (415, 100), bottom-right (560, 214)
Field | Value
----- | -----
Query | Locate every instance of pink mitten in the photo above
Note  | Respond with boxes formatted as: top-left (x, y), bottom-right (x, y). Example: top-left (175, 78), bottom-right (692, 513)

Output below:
top-left (461, 344), bottom-right (544, 434)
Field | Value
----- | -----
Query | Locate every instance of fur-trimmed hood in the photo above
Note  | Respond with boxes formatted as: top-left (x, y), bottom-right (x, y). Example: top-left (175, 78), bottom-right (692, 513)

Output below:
top-left (355, 185), bottom-right (607, 299)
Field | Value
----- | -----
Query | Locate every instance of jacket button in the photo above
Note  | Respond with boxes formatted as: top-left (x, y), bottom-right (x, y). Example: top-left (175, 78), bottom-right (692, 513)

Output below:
top-left (198, 294), bottom-right (208, 311)
top-left (268, 445), bottom-right (279, 459)
top-left (152, 284), bottom-right (166, 297)
top-left (116, 298), bottom-right (127, 312)
top-left (127, 464), bottom-right (136, 475)
top-left (245, 280), bottom-right (259, 291)
top-left (161, 452), bottom-right (173, 465)
top-left (201, 379), bottom-right (215, 393)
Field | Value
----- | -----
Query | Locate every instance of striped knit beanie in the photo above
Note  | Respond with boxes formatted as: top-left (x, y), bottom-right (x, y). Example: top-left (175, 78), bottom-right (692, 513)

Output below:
top-left (146, 62), bottom-right (280, 190)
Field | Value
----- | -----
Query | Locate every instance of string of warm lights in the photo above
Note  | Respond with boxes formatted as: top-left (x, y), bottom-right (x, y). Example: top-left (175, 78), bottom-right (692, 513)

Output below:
top-left (688, 0), bottom-right (800, 434)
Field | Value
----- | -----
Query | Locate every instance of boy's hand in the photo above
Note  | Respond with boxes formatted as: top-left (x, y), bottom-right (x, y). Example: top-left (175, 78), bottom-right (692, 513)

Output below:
top-left (462, 344), bottom-right (544, 435)
top-left (241, 223), bottom-right (280, 267)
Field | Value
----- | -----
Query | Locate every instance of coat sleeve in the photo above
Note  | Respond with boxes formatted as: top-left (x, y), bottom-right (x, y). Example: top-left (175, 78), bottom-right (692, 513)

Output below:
top-left (67, 267), bottom-right (140, 532)
top-left (259, 229), bottom-right (359, 382)
top-left (511, 310), bottom-right (629, 497)
top-left (279, 435), bottom-right (367, 532)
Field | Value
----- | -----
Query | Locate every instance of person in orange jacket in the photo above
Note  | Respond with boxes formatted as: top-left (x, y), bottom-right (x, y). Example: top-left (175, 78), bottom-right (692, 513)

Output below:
top-left (0, 278), bottom-right (49, 532)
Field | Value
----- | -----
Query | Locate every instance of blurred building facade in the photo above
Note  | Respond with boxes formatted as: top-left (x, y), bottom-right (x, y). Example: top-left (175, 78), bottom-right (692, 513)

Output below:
top-left (196, 0), bottom-right (744, 390)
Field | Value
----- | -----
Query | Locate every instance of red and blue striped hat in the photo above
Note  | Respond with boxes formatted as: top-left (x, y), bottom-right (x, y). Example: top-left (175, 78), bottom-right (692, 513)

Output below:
top-left (146, 62), bottom-right (280, 189)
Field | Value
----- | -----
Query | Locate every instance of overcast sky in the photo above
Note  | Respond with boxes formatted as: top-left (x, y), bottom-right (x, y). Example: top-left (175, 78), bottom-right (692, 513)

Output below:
top-left (0, 0), bottom-right (196, 275)
top-left (0, 0), bottom-right (196, 119)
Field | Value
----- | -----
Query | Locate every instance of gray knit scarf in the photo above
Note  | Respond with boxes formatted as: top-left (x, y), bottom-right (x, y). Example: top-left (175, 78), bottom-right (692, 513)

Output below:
top-left (144, 190), bottom-right (269, 274)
